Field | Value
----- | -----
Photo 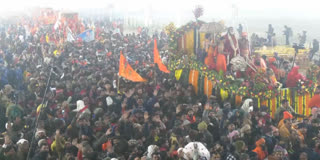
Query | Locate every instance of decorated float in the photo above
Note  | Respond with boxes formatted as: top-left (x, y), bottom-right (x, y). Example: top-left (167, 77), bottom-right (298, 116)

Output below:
top-left (166, 6), bottom-right (318, 118)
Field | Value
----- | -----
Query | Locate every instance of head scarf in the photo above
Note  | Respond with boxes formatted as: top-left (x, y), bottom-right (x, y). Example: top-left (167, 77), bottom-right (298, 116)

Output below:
top-left (283, 111), bottom-right (293, 119)
top-left (241, 99), bottom-right (253, 113)
top-left (286, 66), bottom-right (305, 87)
top-left (252, 138), bottom-right (267, 160)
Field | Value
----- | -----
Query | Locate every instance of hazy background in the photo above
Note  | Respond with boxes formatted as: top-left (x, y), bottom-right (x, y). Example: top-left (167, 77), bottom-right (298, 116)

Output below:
top-left (1, 0), bottom-right (319, 44)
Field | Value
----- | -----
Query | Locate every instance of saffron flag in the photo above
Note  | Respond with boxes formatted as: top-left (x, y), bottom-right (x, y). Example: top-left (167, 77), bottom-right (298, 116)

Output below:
top-left (119, 52), bottom-right (147, 82)
top-left (154, 39), bottom-right (170, 73)
top-left (78, 29), bottom-right (95, 42)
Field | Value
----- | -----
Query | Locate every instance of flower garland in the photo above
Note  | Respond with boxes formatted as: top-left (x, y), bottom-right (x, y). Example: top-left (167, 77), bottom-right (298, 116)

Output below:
top-left (167, 54), bottom-right (320, 100)
top-left (166, 21), bottom-right (204, 51)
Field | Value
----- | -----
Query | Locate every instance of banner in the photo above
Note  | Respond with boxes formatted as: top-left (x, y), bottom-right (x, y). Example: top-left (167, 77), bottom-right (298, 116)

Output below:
top-left (78, 29), bottom-right (95, 42)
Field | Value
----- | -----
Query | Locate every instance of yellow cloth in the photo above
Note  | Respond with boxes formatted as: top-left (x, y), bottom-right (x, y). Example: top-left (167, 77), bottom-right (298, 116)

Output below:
top-left (46, 34), bottom-right (49, 43)
top-left (175, 69), bottom-right (183, 81)
top-left (185, 30), bottom-right (194, 55)
top-left (220, 89), bottom-right (229, 101)
top-left (278, 119), bottom-right (284, 128)
top-left (200, 32), bottom-right (205, 49)
top-left (279, 125), bottom-right (291, 143)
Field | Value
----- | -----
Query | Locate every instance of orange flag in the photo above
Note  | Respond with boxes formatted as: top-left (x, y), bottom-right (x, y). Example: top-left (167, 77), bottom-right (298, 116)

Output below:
top-left (119, 52), bottom-right (147, 82)
top-left (154, 39), bottom-right (170, 73)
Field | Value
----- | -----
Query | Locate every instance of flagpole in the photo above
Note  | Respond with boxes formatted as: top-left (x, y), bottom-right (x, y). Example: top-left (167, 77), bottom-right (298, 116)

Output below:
top-left (117, 75), bottom-right (120, 94)
top-left (154, 65), bottom-right (157, 85)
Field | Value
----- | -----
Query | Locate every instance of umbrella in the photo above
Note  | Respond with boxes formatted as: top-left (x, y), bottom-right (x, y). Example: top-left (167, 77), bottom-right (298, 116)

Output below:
top-left (199, 22), bottom-right (226, 33)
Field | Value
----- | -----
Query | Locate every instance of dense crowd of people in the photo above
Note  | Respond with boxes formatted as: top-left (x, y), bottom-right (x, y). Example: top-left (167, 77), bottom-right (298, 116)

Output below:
top-left (0, 17), bottom-right (319, 160)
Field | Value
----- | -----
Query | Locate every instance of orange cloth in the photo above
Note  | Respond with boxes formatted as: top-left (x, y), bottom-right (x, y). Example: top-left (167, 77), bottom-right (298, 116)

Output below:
top-left (102, 140), bottom-right (112, 151)
top-left (278, 112), bottom-right (293, 128)
top-left (204, 76), bottom-right (213, 97)
top-left (308, 94), bottom-right (320, 108)
top-left (252, 138), bottom-right (267, 160)
top-left (119, 52), bottom-right (147, 82)
top-left (235, 95), bottom-right (242, 106)
top-left (216, 53), bottom-right (227, 72)
top-left (283, 111), bottom-right (293, 119)
top-left (269, 57), bottom-right (276, 64)
top-left (154, 39), bottom-right (170, 73)
top-left (278, 119), bottom-right (284, 128)
top-left (205, 46), bottom-right (216, 69)
top-left (189, 70), bottom-right (199, 94)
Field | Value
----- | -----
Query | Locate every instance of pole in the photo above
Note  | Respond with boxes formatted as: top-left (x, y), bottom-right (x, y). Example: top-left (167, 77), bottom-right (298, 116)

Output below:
top-left (26, 67), bottom-right (53, 160)
top-left (117, 75), bottom-right (120, 94)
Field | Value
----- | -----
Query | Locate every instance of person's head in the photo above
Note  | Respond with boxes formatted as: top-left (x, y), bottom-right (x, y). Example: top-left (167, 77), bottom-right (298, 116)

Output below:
top-left (17, 139), bottom-right (29, 152)
top-left (228, 123), bottom-right (235, 132)
top-left (234, 140), bottom-right (247, 153)
top-left (299, 152), bottom-right (308, 160)
top-left (284, 119), bottom-right (292, 129)
top-left (152, 152), bottom-right (161, 160)
top-left (38, 139), bottom-right (49, 152)
top-left (241, 32), bottom-right (248, 38)
top-left (212, 153), bottom-right (221, 160)
top-left (273, 145), bottom-right (286, 159)
top-left (228, 27), bottom-right (234, 34)
top-left (137, 88), bottom-right (143, 94)
top-left (256, 138), bottom-right (266, 149)
top-left (297, 123), bottom-right (307, 135)
top-left (187, 108), bottom-right (194, 117)
top-left (282, 99), bottom-right (289, 107)
top-left (224, 102), bottom-right (231, 109)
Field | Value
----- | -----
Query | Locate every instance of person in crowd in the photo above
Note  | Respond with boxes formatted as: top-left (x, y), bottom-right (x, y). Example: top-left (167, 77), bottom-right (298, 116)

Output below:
top-left (224, 27), bottom-right (239, 64)
top-left (237, 24), bottom-right (243, 36)
top-left (309, 39), bottom-right (319, 60)
top-left (299, 31), bottom-right (307, 47)
top-left (283, 25), bottom-right (293, 46)
top-left (238, 32), bottom-right (250, 58)
top-left (267, 24), bottom-right (275, 46)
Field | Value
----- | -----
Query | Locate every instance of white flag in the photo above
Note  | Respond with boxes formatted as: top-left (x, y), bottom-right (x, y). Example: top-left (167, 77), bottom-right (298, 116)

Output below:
top-left (67, 27), bottom-right (75, 42)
